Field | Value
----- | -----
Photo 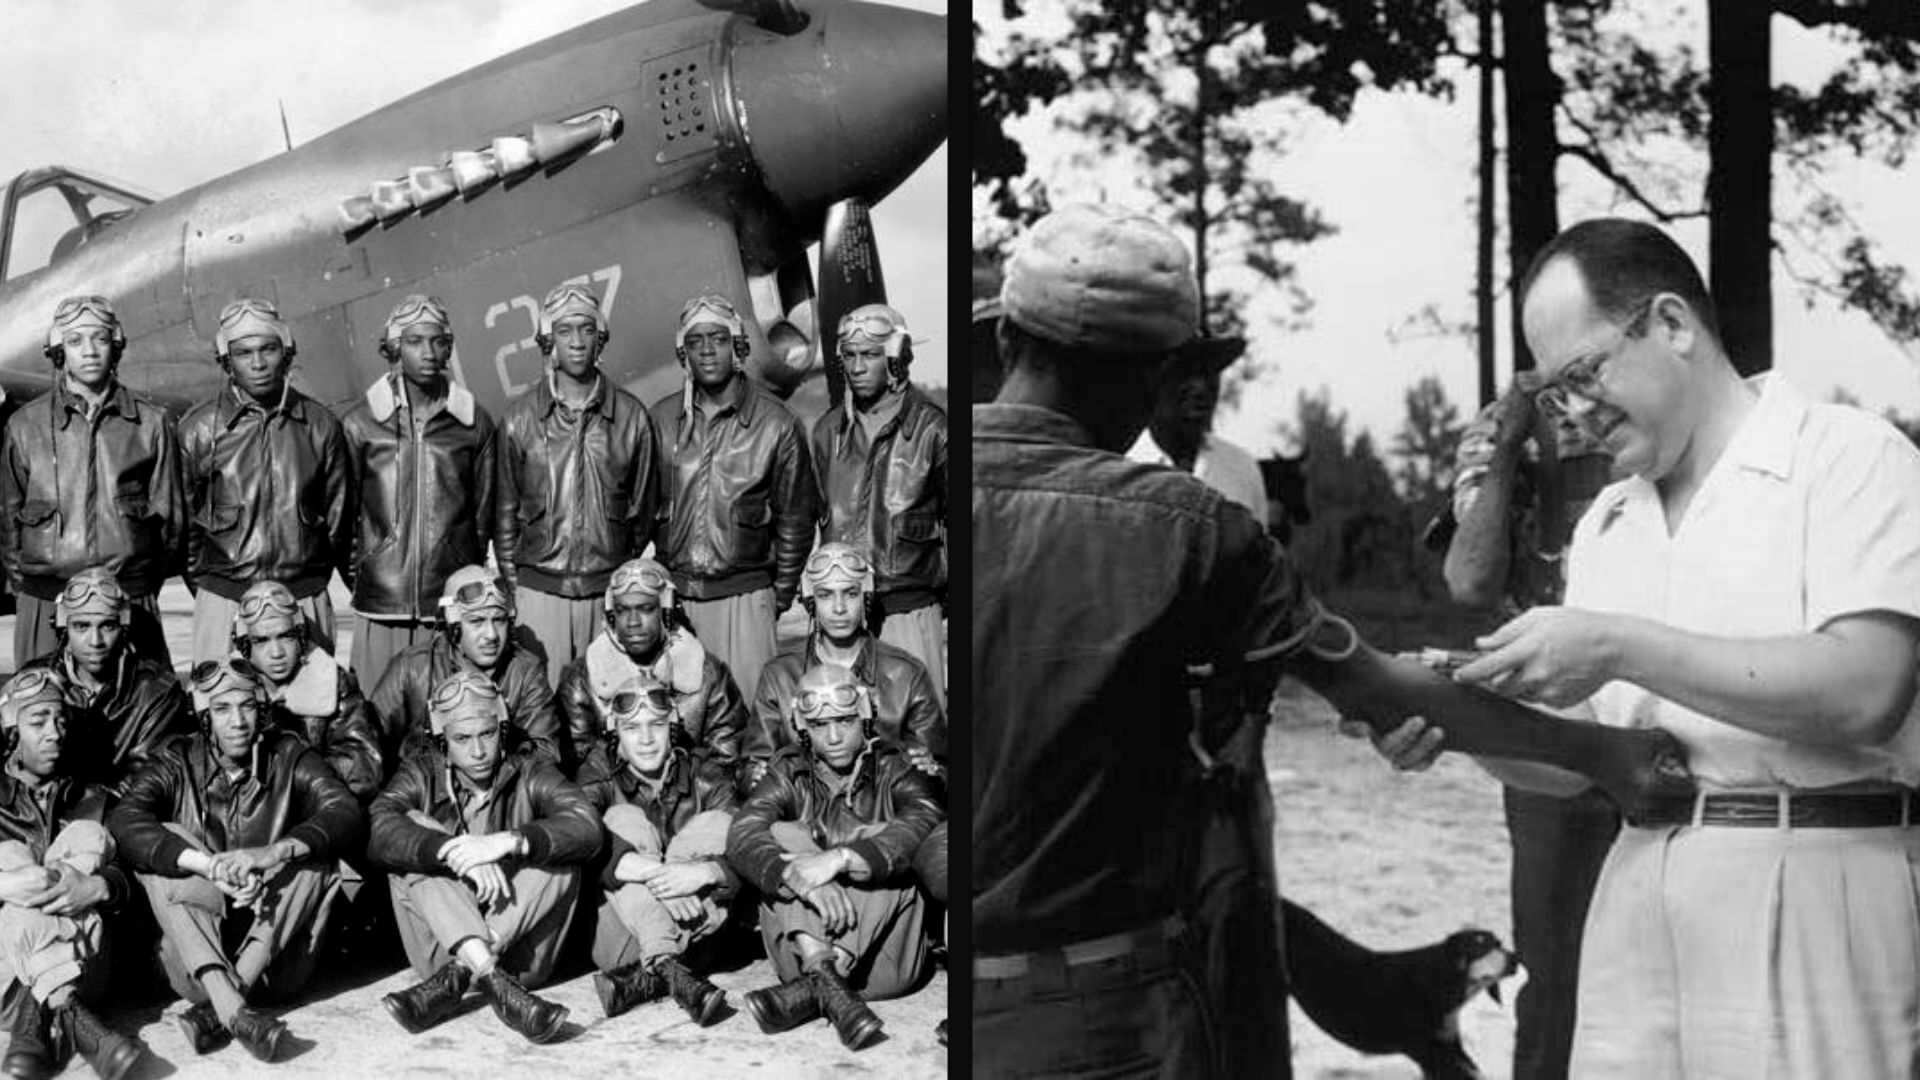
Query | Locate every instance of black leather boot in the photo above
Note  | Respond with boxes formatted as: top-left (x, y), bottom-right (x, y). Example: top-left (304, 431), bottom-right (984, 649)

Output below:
top-left (226, 1006), bottom-right (287, 1064)
top-left (478, 969), bottom-right (567, 1044)
top-left (742, 977), bottom-right (820, 1034)
top-left (175, 1001), bottom-right (230, 1055)
top-left (57, 1001), bottom-right (146, 1080)
top-left (382, 960), bottom-right (472, 1033)
top-left (807, 968), bottom-right (883, 1051)
top-left (2, 994), bottom-right (54, 1080)
top-left (590, 963), bottom-right (665, 1019)
top-left (654, 957), bottom-right (725, 1027)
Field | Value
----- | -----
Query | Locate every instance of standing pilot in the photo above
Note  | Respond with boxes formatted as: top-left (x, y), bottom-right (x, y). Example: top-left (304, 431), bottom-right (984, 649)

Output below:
top-left (650, 295), bottom-right (816, 700)
top-left (811, 305), bottom-right (947, 700)
top-left (0, 295), bottom-right (184, 668)
top-left (340, 295), bottom-right (498, 696)
top-left (179, 298), bottom-right (354, 663)
top-left (496, 282), bottom-right (660, 682)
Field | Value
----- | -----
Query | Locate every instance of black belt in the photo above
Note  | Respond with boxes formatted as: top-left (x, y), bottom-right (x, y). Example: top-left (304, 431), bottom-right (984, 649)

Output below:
top-left (974, 916), bottom-right (1186, 981)
top-left (1634, 790), bottom-right (1920, 828)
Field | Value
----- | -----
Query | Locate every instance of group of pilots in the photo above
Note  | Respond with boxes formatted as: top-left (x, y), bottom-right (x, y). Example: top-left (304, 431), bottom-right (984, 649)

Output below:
top-left (0, 283), bottom-right (947, 1078)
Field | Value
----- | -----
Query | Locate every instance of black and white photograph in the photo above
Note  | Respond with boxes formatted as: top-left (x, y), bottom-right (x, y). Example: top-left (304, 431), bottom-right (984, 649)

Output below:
top-left (0, 0), bottom-right (948, 1075)
top-left (975, 3), bottom-right (1920, 1077)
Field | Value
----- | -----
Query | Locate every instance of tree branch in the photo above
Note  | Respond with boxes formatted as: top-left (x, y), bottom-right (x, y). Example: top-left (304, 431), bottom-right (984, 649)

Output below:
top-left (1773, 0), bottom-right (1920, 40)
top-left (1558, 105), bottom-right (1708, 221)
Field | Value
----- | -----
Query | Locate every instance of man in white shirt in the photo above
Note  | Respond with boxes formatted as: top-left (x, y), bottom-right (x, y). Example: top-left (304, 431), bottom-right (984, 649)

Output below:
top-left (1449, 218), bottom-right (1920, 1078)
top-left (1125, 335), bottom-right (1268, 518)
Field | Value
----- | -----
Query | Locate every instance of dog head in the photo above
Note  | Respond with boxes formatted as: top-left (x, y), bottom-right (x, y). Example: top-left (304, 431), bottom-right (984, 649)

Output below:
top-left (1447, 928), bottom-right (1519, 1007)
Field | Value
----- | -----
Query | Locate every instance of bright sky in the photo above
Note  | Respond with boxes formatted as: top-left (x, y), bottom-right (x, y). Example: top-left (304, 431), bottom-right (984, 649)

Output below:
top-left (981, 8), bottom-right (1920, 452)
top-left (0, 0), bottom-right (948, 386)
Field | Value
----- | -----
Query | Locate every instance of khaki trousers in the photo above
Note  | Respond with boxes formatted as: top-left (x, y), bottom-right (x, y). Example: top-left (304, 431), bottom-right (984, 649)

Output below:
top-left (758, 822), bottom-right (927, 999)
top-left (591, 805), bottom-right (730, 971)
top-left (0, 821), bottom-right (111, 1004)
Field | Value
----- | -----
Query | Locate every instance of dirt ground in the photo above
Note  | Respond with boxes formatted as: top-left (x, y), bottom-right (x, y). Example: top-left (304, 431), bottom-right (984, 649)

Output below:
top-left (1269, 679), bottom-right (1519, 1080)
top-left (0, 582), bottom-right (948, 1079)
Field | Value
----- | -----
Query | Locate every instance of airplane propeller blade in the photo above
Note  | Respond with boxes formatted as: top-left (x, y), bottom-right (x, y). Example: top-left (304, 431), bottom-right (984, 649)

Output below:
top-left (697, 0), bottom-right (807, 35)
top-left (816, 198), bottom-right (886, 412)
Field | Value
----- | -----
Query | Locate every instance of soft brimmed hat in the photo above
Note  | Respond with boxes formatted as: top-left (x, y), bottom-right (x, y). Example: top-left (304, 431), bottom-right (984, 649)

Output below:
top-left (1001, 204), bottom-right (1198, 352)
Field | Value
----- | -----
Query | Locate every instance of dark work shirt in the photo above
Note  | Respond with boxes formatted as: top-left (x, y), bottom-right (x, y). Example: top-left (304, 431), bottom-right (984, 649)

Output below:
top-left (972, 404), bottom-right (1322, 954)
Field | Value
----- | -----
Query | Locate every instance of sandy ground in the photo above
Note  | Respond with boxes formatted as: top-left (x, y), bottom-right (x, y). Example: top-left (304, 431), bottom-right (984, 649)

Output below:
top-left (1269, 679), bottom-right (1519, 1080)
top-left (0, 581), bottom-right (948, 1079)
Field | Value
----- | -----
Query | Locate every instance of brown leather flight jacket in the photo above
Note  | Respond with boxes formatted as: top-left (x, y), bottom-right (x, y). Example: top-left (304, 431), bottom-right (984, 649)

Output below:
top-left (0, 380), bottom-right (186, 600)
top-left (108, 729), bottom-right (367, 874)
top-left (576, 746), bottom-right (740, 894)
top-left (263, 649), bottom-right (385, 801)
top-left (557, 647), bottom-right (745, 774)
top-left (339, 376), bottom-right (497, 619)
top-left (810, 383), bottom-right (948, 614)
top-left (497, 376), bottom-right (661, 598)
top-left (365, 636), bottom-right (563, 780)
top-left (366, 748), bottom-right (602, 874)
top-left (725, 742), bottom-right (944, 898)
top-left (178, 384), bottom-right (356, 600)
top-left (650, 377), bottom-right (818, 609)
top-left (0, 773), bottom-right (130, 909)
top-left (746, 634), bottom-right (946, 767)
top-left (21, 650), bottom-right (195, 795)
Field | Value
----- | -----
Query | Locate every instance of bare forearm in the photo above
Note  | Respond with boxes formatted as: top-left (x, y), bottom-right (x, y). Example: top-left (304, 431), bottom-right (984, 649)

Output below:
top-left (1443, 451), bottom-right (1521, 608)
top-left (1472, 755), bottom-right (1592, 797)
top-left (1607, 615), bottom-right (1918, 746)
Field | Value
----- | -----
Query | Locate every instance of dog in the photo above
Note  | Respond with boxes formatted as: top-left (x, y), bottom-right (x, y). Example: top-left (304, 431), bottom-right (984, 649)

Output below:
top-left (1284, 898), bottom-right (1518, 1079)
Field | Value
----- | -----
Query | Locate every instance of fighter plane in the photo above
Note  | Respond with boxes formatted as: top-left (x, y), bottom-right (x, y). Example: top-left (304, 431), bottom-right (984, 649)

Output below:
top-left (0, 0), bottom-right (945, 416)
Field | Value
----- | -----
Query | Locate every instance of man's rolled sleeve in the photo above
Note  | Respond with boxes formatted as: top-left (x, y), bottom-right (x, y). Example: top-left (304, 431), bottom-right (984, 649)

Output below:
top-left (1804, 422), bottom-right (1920, 632)
top-left (1205, 504), bottom-right (1322, 667)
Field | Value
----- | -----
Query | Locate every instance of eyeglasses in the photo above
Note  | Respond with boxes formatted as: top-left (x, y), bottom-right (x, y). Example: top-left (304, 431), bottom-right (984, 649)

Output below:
top-left (1533, 297), bottom-right (1657, 419)
top-left (793, 683), bottom-right (865, 718)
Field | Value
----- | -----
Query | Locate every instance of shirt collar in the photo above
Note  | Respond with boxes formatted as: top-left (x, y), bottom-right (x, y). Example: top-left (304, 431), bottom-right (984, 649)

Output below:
top-left (973, 403), bottom-right (1094, 448)
top-left (54, 378), bottom-right (134, 426)
top-left (367, 372), bottom-right (477, 426)
top-left (222, 380), bottom-right (302, 428)
top-left (804, 632), bottom-right (878, 683)
top-left (541, 369), bottom-right (607, 419)
top-left (1719, 373), bottom-right (1802, 482)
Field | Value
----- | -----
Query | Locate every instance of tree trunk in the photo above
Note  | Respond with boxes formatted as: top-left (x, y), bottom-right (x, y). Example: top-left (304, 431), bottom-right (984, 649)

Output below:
top-left (1708, 0), bottom-right (1772, 375)
top-left (1477, 0), bottom-right (1497, 407)
top-left (1501, 0), bottom-right (1559, 374)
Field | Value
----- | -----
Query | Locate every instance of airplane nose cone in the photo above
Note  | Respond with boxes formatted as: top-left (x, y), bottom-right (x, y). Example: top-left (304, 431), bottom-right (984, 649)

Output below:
top-left (727, 0), bottom-right (947, 225)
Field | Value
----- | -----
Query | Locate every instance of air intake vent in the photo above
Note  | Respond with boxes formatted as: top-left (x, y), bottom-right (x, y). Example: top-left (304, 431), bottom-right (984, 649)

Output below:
top-left (646, 48), bottom-right (717, 164)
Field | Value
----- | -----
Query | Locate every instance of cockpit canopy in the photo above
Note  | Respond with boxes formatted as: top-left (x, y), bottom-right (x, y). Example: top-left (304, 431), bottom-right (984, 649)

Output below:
top-left (0, 167), bottom-right (154, 281)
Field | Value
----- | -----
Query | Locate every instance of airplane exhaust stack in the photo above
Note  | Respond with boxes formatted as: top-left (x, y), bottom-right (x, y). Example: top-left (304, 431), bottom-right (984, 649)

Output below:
top-left (448, 151), bottom-right (497, 195)
top-left (730, 0), bottom-right (946, 225)
top-left (492, 137), bottom-right (539, 180)
top-left (408, 166), bottom-right (458, 211)
top-left (339, 196), bottom-right (379, 232)
top-left (529, 110), bottom-right (616, 168)
top-left (370, 179), bottom-right (414, 223)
